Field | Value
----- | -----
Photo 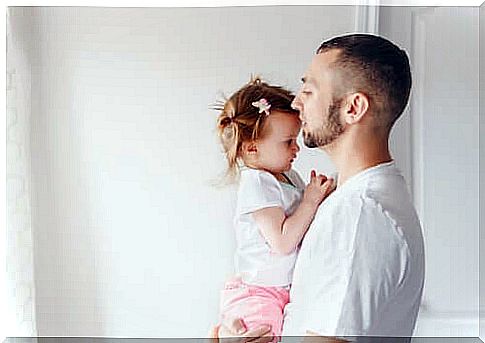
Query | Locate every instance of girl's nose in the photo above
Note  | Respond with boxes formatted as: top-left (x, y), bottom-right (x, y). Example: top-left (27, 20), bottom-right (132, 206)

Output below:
top-left (291, 96), bottom-right (302, 112)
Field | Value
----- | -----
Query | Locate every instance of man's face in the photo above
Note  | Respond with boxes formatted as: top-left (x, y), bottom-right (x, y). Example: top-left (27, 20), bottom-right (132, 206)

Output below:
top-left (292, 50), bottom-right (345, 149)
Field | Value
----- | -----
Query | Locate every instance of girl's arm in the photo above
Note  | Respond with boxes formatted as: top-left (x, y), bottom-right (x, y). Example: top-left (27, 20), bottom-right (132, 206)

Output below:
top-left (252, 171), bottom-right (335, 255)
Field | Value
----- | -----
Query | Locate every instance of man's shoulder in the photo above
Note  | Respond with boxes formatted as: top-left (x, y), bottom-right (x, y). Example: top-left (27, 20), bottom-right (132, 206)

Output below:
top-left (336, 169), bottom-right (417, 227)
top-left (311, 168), bottom-right (422, 248)
top-left (312, 189), bottom-right (414, 251)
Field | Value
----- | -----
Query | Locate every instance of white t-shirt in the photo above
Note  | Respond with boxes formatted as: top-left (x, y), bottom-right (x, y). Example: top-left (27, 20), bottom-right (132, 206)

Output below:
top-left (282, 161), bottom-right (425, 339)
top-left (234, 167), bottom-right (306, 287)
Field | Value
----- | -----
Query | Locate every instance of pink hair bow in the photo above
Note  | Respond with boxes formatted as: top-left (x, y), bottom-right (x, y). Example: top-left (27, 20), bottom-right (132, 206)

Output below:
top-left (252, 98), bottom-right (271, 116)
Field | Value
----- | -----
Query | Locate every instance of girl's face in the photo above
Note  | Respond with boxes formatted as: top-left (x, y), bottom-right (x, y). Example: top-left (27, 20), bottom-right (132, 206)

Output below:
top-left (253, 111), bottom-right (301, 175)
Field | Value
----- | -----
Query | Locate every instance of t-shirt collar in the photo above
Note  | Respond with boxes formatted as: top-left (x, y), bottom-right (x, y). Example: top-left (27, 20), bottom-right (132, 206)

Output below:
top-left (336, 160), bottom-right (397, 192)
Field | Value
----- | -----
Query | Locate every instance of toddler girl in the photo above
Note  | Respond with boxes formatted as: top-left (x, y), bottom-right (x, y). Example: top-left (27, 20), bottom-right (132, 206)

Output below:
top-left (214, 77), bottom-right (334, 341)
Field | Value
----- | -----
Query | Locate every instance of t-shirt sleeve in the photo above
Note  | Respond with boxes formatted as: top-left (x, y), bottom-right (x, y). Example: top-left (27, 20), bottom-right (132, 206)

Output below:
top-left (237, 170), bottom-right (284, 215)
top-left (306, 197), bottom-right (409, 336)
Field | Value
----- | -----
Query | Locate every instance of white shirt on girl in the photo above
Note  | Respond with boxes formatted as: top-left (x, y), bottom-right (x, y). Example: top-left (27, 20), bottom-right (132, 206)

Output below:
top-left (234, 167), bottom-right (306, 287)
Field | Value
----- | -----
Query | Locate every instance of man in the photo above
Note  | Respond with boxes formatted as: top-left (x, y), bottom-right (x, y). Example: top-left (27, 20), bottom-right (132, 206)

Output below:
top-left (215, 33), bottom-right (425, 342)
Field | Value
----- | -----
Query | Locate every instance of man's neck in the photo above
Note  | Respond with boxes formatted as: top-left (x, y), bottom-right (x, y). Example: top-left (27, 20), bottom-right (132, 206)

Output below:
top-left (324, 132), bottom-right (393, 187)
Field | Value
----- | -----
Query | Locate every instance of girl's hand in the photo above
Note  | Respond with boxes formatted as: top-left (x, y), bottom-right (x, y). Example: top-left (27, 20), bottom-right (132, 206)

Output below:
top-left (302, 170), bottom-right (335, 209)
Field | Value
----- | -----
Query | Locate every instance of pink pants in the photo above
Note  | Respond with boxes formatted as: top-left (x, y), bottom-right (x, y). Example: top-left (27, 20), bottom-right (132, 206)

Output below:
top-left (219, 276), bottom-right (290, 340)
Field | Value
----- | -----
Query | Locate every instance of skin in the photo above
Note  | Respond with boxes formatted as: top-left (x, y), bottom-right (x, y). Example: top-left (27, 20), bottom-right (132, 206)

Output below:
top-left (215, 49), bottom-right (395, 342)
top-left (241, 110), bottom-right (302, 177)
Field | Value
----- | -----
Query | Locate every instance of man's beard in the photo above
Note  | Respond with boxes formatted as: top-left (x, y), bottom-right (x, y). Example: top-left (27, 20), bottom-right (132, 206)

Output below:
top-left (303, 98), bottom-right (345, 149)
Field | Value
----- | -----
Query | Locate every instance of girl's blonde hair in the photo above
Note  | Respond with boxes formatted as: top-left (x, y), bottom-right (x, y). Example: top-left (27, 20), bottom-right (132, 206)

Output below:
top-left (213, 76), bottom-right (298, 182)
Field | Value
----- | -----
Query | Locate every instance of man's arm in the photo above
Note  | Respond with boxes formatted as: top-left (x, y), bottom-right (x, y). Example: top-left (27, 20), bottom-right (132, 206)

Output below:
top-left (303, 330), bottom-right (349, 343)
top-left (208, 321), bottom-right (351, 343)
top-left (209, 317), bottom-right (274, 343)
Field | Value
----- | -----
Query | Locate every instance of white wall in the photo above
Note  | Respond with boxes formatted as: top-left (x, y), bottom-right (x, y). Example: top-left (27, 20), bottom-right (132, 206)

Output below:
top-left (380, 6), bottom-right (479, 336)
top-left (11, 6), bottom-right (358, 337)
top-left (6, 8), bottom-right (37, 337)
top-left (480, 3), bottom-right (485, 341)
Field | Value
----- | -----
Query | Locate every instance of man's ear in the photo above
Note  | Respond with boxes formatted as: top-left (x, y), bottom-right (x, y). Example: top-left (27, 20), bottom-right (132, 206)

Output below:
top-left (241, 140), bottom-right (258, 155)
top-left (342, 92), bottom-right (369, 125)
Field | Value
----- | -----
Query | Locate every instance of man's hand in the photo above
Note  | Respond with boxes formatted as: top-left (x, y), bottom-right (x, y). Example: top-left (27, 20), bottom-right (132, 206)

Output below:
top-left (301, 330), bottom-right (349, 343)
top-left (210, 317), bottom-right (274, 343)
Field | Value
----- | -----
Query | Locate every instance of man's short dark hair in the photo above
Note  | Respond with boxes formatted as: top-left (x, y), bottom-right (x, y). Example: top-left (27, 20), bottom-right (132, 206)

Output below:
top-left (317, 34), bottom-right (412, 130)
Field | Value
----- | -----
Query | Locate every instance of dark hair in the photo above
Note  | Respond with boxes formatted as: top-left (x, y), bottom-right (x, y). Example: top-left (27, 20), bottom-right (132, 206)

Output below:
top-left (317, 34), bottom-right (412, 129)
top-left (213, 76), bottom-right (298, 181)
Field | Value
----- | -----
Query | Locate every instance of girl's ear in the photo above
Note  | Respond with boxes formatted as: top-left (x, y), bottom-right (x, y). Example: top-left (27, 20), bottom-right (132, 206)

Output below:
top-left (241, 140), bottom-right (258, 155)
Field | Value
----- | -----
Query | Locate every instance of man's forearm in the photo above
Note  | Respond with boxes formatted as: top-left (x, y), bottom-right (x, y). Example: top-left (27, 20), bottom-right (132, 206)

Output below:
top-left (303, 330), bottom-right (349, 343)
